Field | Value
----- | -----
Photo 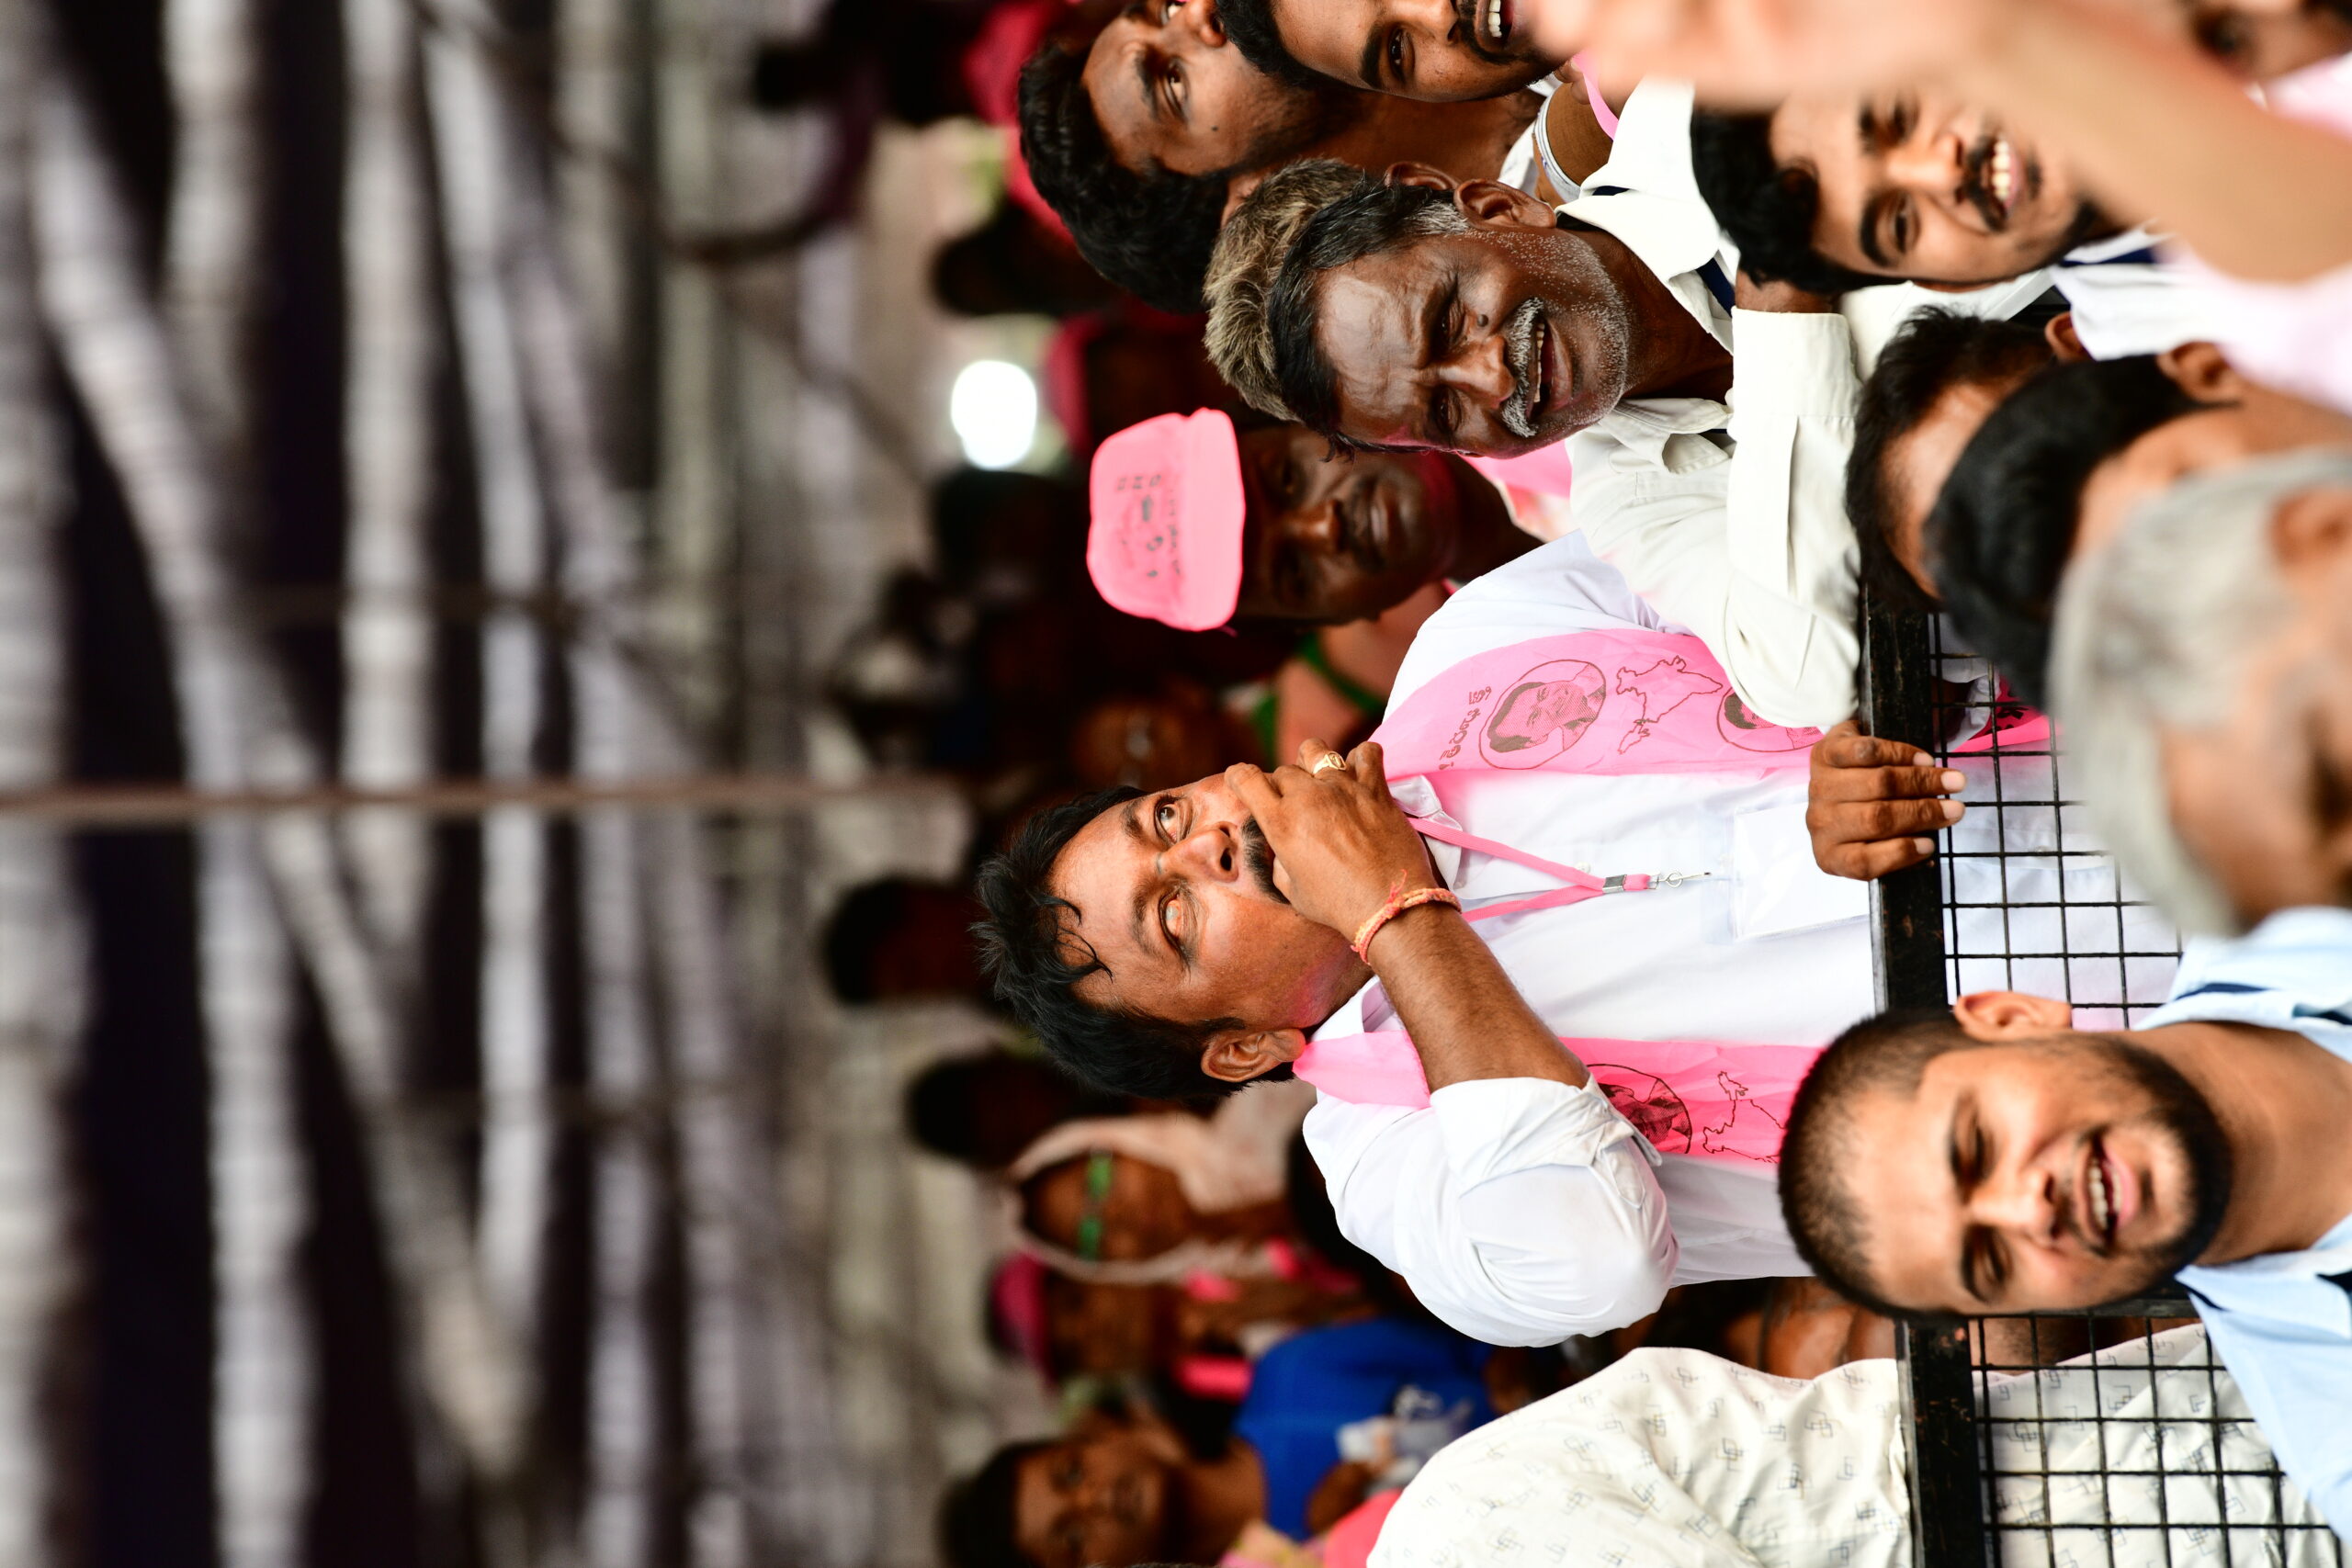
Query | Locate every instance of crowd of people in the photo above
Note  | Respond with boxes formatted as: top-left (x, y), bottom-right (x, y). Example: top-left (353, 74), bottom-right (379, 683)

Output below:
top-left (816, 0), bottom-right (2352, 1562)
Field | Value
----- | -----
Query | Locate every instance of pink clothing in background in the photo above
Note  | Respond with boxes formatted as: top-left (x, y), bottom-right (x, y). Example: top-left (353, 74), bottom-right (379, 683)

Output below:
top-left (2183, 54), bottom-right (2352, 413)
top-left (1464, 443), bottom-right (1575, 502)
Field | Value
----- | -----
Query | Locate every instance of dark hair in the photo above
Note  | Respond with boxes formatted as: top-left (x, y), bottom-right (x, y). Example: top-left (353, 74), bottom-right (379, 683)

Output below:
top-left (1847, 309), bottom-right (2057, 615)
top-left (1779, 1007), bottom-right (1987, 1320)
top-left (974, 786), bottom-right (1286, 1100)
top-left (940, 1441), bottom-right (1055, 1568)
top-left (1928, 355), bottom-right (2204, 705)
top-left (1265, 175), bottom-right (1464, 447)
top-left (1212, 0), bottom-right (1330, 92)
top-left (821, 879), bottom-right (912, 1002)
top-left (1689, 109), bottom-right (1880, 296)
top-left (1016, 41), bottom-right (1234, 312)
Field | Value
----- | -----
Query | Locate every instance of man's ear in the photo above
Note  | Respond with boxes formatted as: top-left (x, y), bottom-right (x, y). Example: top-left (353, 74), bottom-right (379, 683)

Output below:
top-left (1951, 989), bottom-right (2075, 1040)
top-left (2268, 485), bottom-right (2352, 577)
top-left (2044, 311), bottom-right (2088, 362)
top-left (1383, 161), bottom-right (1460, 194)
top-left (1452, 178), bottom-right (1560, 231)
top-left (2154, 340), bottom-right (2247, 401)
top-left (1200, 1026), bottom-right (1307, 1084)
top-left (1223, 169), bottom-right (1263, 223)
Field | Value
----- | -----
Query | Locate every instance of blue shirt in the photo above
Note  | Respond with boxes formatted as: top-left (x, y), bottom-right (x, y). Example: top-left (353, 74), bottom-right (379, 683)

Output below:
top-left (1231, 1317), bottom-right (1493, 1540)
top-left (2159, 908), bottom-right (2352, 1538)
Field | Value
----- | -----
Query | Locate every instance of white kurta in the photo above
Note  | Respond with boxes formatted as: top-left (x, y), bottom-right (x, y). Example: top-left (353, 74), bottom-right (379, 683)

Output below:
top-left (1303, 536), bottom-right (1875, 1347)
top-left (1373, 1328), bottom-right (2335, 1568)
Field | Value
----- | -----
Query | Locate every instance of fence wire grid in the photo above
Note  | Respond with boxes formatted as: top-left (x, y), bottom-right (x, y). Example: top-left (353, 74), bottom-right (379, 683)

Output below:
top-left (1860, 605), bottom-right (2344, 1568)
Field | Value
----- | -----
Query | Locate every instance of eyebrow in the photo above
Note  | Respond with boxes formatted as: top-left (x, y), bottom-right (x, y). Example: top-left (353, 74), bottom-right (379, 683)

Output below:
top-left (1416, 276), bottom-right (1457, 443)
top-left (1859, 194), bottom-right (1895, 270)
top-left (1133, 43), bottom-right (1167, 123)
top-left (1357, 25), bottom-right (1388, 92)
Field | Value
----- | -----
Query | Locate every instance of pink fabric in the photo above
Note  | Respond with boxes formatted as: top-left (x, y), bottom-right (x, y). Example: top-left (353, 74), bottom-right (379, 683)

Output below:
top-left (1953, 706), bottom-right (2052, 753)
top-left (1178, 1354), bottom-right (1255, 1402)
top-left (2184, 55), bottom-right (2352, 413)
top-left (1464, 443), bottom-right (1574, 502)
top-left (1291, 629), bottom-right (1825, 1162)
top-left (1568, 52), bottom-right (1620, 138)
top-left (1318, 1491), bottom-right (1405, 1568)
top-left (1374, 628), bottom-right (1820, 780)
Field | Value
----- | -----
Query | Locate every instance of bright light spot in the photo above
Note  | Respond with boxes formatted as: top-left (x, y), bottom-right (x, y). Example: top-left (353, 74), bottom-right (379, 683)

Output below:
top-left (950, 360), bottom-right (1038, 468)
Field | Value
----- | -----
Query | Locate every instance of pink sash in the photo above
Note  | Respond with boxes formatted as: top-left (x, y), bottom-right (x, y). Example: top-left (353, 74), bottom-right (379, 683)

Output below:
top-left (1292, 629), bottom-right (1826, 1165)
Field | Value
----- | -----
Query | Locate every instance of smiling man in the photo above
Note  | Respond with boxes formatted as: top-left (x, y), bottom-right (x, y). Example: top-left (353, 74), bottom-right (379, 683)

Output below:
top-left (1204, 82), bottom-right (1873, 727)
top-left (1017, 0), bottom-right (1555, 310)
top-left (1085, 409), bottom-right (1551, 633)
top-left (1688, 91), bottom-right (2218, 358)
top-left (976, 532), bottom-right (1874, 1346)
top-left (1213, 0), bottom-right (1567, 103)
top-left (1778, 907), bottom-right (2352, 1537)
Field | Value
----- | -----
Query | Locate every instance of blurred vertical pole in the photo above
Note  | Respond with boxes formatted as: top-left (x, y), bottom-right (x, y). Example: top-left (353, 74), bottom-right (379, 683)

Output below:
top-left (0, 3), bottom-right (84, 1563)
top-left (340, 0), bottom-right (439, 980)
top-left (32, 47), bottom-right (528, 1537)
top-left (551, 2), bottom-right (662, 1560)
top-left (162, 1), bottom-right (311, 1564)
top-left (421, 0), bottom-right (553, 1481)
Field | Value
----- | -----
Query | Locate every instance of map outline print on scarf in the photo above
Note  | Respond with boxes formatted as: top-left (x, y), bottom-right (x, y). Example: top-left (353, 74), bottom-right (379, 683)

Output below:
top-left (1291, 626), bottom-right (1826, 1165)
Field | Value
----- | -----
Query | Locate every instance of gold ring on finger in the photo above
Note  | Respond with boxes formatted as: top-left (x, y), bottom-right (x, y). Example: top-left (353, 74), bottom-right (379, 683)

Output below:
top-left (1310, 751), bottom-right (1349, 776)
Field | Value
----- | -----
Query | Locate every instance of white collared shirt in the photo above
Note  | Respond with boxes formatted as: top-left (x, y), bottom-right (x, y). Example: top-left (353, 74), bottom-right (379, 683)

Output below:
top-left (1301, 536), bottom-right (1875, 1347)
top-left (1552, 81), bottom-right (1864, 730)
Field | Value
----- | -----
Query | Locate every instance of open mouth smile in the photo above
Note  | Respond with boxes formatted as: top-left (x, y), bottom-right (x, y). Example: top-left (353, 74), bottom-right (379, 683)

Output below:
top-left (1478, 0), bottom-right (1514, 50)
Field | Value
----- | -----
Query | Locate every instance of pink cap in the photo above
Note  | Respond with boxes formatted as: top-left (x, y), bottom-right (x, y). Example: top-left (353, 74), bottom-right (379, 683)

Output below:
top-left (1087, 409), bottom-right (1247, 631)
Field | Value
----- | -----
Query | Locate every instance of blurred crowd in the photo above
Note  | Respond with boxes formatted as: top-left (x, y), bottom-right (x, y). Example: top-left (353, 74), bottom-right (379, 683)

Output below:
top-left (797, 0), bottom-right (2352, 1563)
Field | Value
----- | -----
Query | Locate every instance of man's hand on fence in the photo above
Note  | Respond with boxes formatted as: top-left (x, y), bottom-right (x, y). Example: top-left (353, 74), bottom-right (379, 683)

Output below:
top-left (1805, 719), bottom-right (1967, 880)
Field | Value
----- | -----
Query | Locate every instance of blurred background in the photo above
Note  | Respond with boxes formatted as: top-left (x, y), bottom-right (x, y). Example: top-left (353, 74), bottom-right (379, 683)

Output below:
top-left (0, 0), bottom-right (1324, 1562)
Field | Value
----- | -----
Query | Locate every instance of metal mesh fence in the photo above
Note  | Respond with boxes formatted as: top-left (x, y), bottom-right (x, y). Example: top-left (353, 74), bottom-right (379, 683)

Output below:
top-left (1861, 605), bottom-right (2343, 1568)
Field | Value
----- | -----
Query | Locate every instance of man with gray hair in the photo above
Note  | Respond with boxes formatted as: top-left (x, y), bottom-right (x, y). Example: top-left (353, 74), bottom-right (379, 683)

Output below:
top-left (2051, 448), bottom-right (2352, 934)
top-left (1204, 80), bottom-right (1873, 728)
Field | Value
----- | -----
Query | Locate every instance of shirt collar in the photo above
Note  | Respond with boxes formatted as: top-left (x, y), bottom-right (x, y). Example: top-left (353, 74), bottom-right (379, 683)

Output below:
top-left (2182, 1213), bottom-right (2352, 1337)
top-left (1556, 78), bottom-right (1734, 348)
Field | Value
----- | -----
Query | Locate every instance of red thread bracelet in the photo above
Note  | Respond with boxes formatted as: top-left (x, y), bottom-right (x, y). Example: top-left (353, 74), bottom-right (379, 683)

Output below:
top-left (1350, 886), bottom-right (1461, 959)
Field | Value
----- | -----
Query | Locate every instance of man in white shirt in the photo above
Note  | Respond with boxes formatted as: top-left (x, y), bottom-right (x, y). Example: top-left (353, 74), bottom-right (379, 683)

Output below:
top-left (1201, 82), bottom-right (1864, 728)
top-left (972, 536), bottom-right (1874, 1346)
top-left (1686, 91), bottom-right (2218, 358)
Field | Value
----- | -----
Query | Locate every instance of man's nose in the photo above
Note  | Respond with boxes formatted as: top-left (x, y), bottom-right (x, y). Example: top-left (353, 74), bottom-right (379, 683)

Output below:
top-left (1392, 0), bottom-right (1463, 39)
top-left (1170, 0), bottom-right (1224, 46)
top-left (1169, 823), bottom-right (1238, 880)
top-left (1883, 129), bottom-right (1968, 200)
top-left (1442, 329), bottom-right (1516, 410)
top-left (1282, 497), bottom-right (1342, 553)
top-left (1973, 1162), bottom-right (2063, 1246)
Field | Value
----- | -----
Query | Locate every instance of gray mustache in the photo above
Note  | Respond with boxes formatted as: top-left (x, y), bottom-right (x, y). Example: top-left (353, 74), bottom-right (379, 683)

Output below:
top-left (1239, 818), bottom-right (1287, 904)
top-left (1498, 298), bottom-right (1543, 440)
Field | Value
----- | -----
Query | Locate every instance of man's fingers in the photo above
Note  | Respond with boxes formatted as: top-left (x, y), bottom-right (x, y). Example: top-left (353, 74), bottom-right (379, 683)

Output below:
top-left (1812, 764), bottom-right (1968, 805)
top-left (1827, 835), bottom-right (1939, 882)
top-left (1817, 797), bottom-right (1965, 840)
top-left (1818, 729), bottom-right (1938, 772)
top-left (1348, 739), bottom-right (1388, 794)
top-left (1295, 738), bottom-right (1341, 773)
top-left (1225, 761), bottom-right (1281, 808)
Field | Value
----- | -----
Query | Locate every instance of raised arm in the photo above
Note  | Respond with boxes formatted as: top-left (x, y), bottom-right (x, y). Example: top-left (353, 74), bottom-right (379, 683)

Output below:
top-left (1224, 740), bottom-right (1586, 1090)
top-left (1230, 740), bottom-right (1676, 1346)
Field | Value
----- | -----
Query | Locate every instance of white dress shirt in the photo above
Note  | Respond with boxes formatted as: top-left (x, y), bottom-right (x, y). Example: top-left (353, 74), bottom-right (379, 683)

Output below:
top-left (1372, 1327), bottom-right (2333, 1568)
top-left (1555, 81), bottom-right (1864, 730)
top-left (1302, 536), bottom-right (1875, 1347)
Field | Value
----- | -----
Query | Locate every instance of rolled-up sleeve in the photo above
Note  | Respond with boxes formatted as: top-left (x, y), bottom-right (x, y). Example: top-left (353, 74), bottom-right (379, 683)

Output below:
top-left (1304, 1079), bottom-right (1678, 1347)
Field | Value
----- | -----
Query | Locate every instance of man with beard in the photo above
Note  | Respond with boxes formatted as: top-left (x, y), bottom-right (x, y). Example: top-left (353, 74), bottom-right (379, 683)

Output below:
top-left (1017, 0), bottom-right (1561, 310)
top-left (1214, 0), bottom-right (1571, 104)
top-left (1777, 906), bottom-right (2352, 1535)
top-left (1687, 91), bottom-right (2216, 360)
top-left (974, 533), bottom-right (1873, 1346)
top-left (1085, 409), bottom-right (1556, 635)
top-left (1204, 82), bottom-right (1870, 728)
